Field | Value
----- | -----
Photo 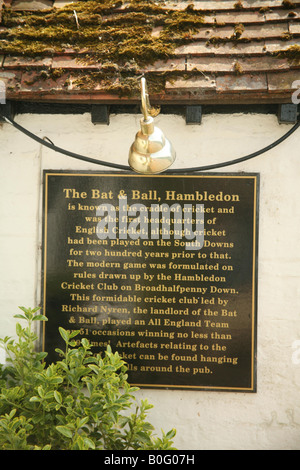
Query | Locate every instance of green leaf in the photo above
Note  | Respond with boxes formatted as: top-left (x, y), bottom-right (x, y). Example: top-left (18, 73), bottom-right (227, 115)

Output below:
top-left (141, 399), bottom-right (154, 411)
top-left (83, 437), bottom-right (95, 450)
top-left (33, 314), bottom-right (48, 322)
top-left (136, 431), bottom-right (152, 445)
top-left (56, 425), bottom-right (73, 439)
top-left (118, 416), bottom-right (129, 428)
top-left (166, 428), bottom-right (176, 439)
top-left (32, 306), bottom-right (41, 313)
top-left (69, 330), bottom-right (80, 339)
top-left (15, 323), bottom-right (22, 335)
top-left (55, 348), bottom-right (65, 357)
top-left (85, 381), bottom-right (93, 396)
top-left (18, 306), bottom-right (31, 317)
top-left (142, 422), bottom-right (154, 432)
top-left (81, 338), bottom-right (89, 348)
top-left (54, 391), bottom-right (62, 404)
top-left (29, 396), bottom-right (41, 403)
top-left (78, 417), bottom-right (89, 428)
top-left (88, 364), bottom-right (100, 374)
top-left (48, 376), bottom-right (63, 384)
top-left (59, 327), bottom-right (69, 343)
top-left (14, 314), bottom-right (27, 320)
top-left (9, 409), bottom-right (17, 419)
top-left (36, 351), bottom-right (48, 361)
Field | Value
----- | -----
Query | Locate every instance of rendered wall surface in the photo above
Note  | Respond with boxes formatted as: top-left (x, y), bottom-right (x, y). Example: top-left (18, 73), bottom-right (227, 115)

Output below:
top-left (0, 112), bottom-right (299, 450)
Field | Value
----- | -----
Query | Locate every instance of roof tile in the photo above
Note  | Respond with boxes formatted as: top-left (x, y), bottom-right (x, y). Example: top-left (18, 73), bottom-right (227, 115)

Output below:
top-left (53, 0), bottom-right (74, 7)
top-left (175, 41), bottom-right (267, 56)
top-left (51, 55), bottom-right (98, 70)
top-left (265, 9), bottom-right (300, 21)
top-left (238, 23), bottom-right (289, 38)
top-left (3, 55), bottom-right (52, 68)
top-left (0, 0), bottom-right (299, 104)
top-left (166, 77), bottom-right (216, 93)
top-left (216, 74), bottom-right (268, 92)
top-left (290, 23), bottom-right (300, 33)
top-left (11, 0), bottom-right (53, 10)
top-left (143, 58), bottom-right (186, 73)
top-left (267, 70), bottom-right (300, 90)
top-left (264, 38), bottom-right (299, 51)
top-left (215, 11), bottom-right (267, 24)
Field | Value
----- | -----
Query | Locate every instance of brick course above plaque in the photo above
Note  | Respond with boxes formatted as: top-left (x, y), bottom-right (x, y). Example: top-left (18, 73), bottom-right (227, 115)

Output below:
top-left (0, 0), bottom-right (300, 105)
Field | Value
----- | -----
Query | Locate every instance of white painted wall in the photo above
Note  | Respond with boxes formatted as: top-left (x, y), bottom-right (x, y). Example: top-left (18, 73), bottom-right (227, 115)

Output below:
top-left (0, 111), bottom-right (299, 450)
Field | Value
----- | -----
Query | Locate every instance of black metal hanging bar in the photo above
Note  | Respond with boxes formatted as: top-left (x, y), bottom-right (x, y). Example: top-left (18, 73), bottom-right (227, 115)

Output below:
top-left (1, 113), bottom-right (299, 173)
top-left (169, 118), bottom-right (300, 173)
top-left (1, 114), bottom-right (130, 171)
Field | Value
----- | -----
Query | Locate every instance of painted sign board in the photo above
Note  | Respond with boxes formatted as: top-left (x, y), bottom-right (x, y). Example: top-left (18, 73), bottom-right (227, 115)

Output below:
top-left (42, 171), bottom-right (259, 392)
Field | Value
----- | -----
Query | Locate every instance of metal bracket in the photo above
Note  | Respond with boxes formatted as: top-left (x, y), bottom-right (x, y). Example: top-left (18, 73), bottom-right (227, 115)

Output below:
top-left (91, 104), bottom-right (110, 125)
top-left (186, 105), bottom-right (202, 125)
top-left (140, 77), bottom-right (160, 120)
top-left (0, 101), bottom-right (15, 123)
top-left (278, 104), bottom-right (298, 124)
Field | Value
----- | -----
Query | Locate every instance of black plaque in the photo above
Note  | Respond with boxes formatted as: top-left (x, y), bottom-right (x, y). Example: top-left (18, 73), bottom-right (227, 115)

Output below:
top-left (42, 171), bottom-right (259, 392)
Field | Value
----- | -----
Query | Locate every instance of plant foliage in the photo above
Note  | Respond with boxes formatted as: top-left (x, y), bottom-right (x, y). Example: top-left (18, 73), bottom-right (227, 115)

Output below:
top-left (0, 307), bottom-right (176, 450)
